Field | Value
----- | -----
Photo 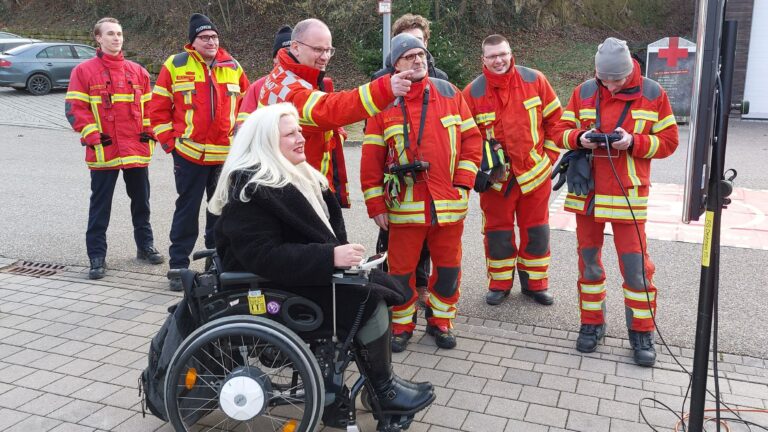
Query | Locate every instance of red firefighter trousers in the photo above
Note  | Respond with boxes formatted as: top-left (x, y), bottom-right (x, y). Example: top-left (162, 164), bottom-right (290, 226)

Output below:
top-left (575, 214), bottom-right (657, 332)
top-left (388, 222), bottom-right (464, 334)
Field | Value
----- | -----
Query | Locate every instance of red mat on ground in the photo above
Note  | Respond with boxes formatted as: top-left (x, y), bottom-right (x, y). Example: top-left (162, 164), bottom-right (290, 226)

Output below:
top-left (549, 183), bottom-right (768, 250)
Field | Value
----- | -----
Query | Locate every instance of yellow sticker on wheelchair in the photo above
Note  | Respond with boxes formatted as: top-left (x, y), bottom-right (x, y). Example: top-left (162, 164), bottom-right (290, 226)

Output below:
top-left (248, 293), bottom-right (267, 315)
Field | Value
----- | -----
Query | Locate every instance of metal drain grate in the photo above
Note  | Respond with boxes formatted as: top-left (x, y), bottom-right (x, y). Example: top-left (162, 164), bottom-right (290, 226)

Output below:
top-left (2, 261), bottom-right (66, 277)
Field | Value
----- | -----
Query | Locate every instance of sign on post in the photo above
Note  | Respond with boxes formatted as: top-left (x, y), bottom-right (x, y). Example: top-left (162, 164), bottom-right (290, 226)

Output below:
top-left (646, 37), bottom-right (697, 123)
top-left (378, 0), bottom-right (392, 14)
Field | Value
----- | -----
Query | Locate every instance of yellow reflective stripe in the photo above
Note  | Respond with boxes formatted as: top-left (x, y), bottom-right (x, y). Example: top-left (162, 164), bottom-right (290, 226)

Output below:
top-left (580, 282), bottom-right (606, 294)
top-left (457, 160), bottom-right (478, 174)
top-left (562, 129), bottom-right (577, 150)
top-left (153, 85), bottom-right (173, 98)
top-left (490, 269), bottom-right (514, 280)
top-left (237, 112), bottom-right (250, 122)
top-left (141, 93), bottom-right (152, 104)
top-left (383, 124), bottom-right (405, 141)
top-left (564, 194), bottom-right (587, 210)
top-left (644, 135), bottom-right (660, 158)
top-left (518, 256), bottom-right (550, 267)
top-left (527, 103), bottom-right (540, 148)
top-left (523, 96), bottom-right (542, 110)
top-left (626, 151), bottom-right (642, 186)
top-left (524, 270), bottom-right (547, 280)
top-left (436, 210), bottom-right (468, 224)
top-left (358, 83), bottom-right (380, 116)
top-left (142, 118), bottom-right (151, 127)
top-left (363, 186), bottom-right (383, 201)
top-left (460, 117), bottom-right (477, 132)
top-left (434, 199), bottom-right (468, 211)
top-left (111, 93), bottom-right (134, 103)
top-left (631, 109), bottom-right (658, 122)
top-left (182, 108), bottom-right (195, 138)
top-left (440, 115), bottom-right (461, 127)
top-left (319, 150), bottom-right (331, 176)
top-left (624, 289), bottom-right (656, 302)
top-left (561, 110), bottom-right (577, 124)
top-left (172, 82), bottom-right (195, 92)
top-left (389, 213), bottom-right (426, 224)
top-left (154, 122), bottom-right (173, 136)
top-left (475, 112), bottom-right (496, 124)
top-left (392, 303), bottom-right (416, 323)
top-left (629, 308), bottom-right (653, 319)
top-left (581, 300), bottom-right (604, 311)
top-left (203, 153), bottom-right (228, 163)
top-left (651, 114), bottom-right (676, 133)
top-left (80, 123), bottom-right (99, 139)
top-left (229, 94), bottom-right (237, 134)
top-left (542, 98), bottom-right (561, 117)
top-left (390, 201), bottom-right (424, 212)
top-left (65, 91), bottom-right (90, 103)
top-left (544, 139), bottom-right (559, 153)
top-left (579, 108), bottom-right (596, 120)
top-left (176, 143), bottom-right (202, 160)
top-left (89, 95), bottom-right (102, 104)
top-left (94, 143), bottom-right (105, 163)
top-left (594, 208), bottom-right (648, 220)
top-left (301, 91), bottom-right (324, 127)
top-left (447, 120), bottom-right (457, 179)
top-left (363, 134), bottom-right (386, 147)
top-left (594, 194), bottom-right (647, 208)
top-left (428, 293), bottom-right (453, 311)
top-left (633, 119), bottom-right (647, 134)
top-left (516, 157), bottom-right (550, 190)
top-left (487, 258), bottom-right (516, 269)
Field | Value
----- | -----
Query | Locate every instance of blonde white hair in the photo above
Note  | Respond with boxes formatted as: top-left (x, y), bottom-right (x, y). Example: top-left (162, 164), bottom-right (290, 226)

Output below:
top-left (209, 103), bottom-right (328, 215)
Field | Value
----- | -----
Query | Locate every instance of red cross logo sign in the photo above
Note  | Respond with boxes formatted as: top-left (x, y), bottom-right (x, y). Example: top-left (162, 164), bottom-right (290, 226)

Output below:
top-left (658, 37), bottom-right (689, 68)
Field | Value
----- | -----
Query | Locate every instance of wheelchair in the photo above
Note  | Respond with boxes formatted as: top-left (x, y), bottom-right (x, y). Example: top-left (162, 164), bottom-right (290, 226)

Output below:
top-left (163, 249), bottom-right (424, 432)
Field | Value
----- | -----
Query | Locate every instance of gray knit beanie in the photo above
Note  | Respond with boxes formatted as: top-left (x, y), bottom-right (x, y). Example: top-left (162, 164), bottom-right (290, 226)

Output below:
top-left (390, 33), bottom-right (427, 65)
top-left (595, 37), bottom-right (633, 80)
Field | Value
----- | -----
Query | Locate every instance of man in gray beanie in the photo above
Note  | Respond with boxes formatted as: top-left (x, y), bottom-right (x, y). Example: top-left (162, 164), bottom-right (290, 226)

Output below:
top-left (361, 32), bottom-right (482, 353)
top-left (552, 37), bottom-right (679, 367)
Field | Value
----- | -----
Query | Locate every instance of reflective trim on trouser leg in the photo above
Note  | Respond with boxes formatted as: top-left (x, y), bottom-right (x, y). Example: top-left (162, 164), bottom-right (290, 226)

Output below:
top-left (485, 230), bottom-right (516, 291)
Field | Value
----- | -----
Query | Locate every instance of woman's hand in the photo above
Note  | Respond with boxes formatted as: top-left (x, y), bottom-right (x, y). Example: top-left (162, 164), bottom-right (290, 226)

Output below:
top-left (334, 243), bottom-right (365, 267)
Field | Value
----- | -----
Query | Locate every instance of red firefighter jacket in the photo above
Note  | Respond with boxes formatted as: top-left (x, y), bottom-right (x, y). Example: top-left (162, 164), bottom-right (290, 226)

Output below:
top-left (361, 77), bottom-right (482, 227)
top-left (259, 49), bottom-right (396, 206)
top-left (65, 50), bottom-right (154, 170)
top-left (553, 60), bottom-right (679, 222)
top-left (236, 74), bottom-right (267, 126)
top-left (463, 59), bottom-right (562, 195)
top-left (148, 45), bottom-right (249, 165)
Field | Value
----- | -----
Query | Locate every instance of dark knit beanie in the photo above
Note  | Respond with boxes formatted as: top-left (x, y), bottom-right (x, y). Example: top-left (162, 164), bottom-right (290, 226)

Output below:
top-left (189, 13), bottom-right (218, 44)
top-left (272, 25), bottom-right (292, 58)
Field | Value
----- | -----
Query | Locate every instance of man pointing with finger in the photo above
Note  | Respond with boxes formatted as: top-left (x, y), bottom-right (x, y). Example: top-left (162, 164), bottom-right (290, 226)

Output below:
top-left (259, 18), bottom-right (412, 207)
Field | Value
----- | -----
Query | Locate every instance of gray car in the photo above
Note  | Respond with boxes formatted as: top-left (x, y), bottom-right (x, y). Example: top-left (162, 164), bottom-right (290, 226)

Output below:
top-left (0, 37), bottom-right (41, 52)
top-left (0, 42), bottom-right (96, 95)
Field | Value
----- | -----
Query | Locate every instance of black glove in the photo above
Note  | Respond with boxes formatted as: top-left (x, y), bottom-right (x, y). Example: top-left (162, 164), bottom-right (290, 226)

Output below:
top-left (100, 133), bottom-right (112, 146)
top-left (366, 268), bottom-right (409, 306)
top-left (139, 132), bottom-right (154, 143)
top-left (473, 170), bottom-right (492, 193)
top-left (566, 151), bottom-right (594, 196)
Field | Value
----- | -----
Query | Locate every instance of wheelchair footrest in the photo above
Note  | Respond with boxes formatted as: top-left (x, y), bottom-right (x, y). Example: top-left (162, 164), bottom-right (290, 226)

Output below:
top-left (376, 414), bottom-right (415, 431)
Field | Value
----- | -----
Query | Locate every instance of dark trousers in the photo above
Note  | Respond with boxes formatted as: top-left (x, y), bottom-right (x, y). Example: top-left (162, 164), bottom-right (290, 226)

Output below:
top-left (376, 228), bottom-right (431, 287)
top-left (169, 151), bottom-right (222, 269)
top-left (86, 167), bottom-right (153, 259)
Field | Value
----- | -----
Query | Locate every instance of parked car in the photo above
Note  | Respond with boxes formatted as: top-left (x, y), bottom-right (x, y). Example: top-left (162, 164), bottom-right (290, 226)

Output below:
top-left (0, 42), bottom-right (96, 95)
top-left (0, 38), bottom-right (40, 52)
top-left (0, 31), bottom-right (23, 38)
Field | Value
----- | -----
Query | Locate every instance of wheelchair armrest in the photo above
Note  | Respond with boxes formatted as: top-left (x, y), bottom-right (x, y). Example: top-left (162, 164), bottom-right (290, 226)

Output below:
top-left (219, 272), bottom-right (266, 289)
top-left (192, 249), bottom-right (216, 261)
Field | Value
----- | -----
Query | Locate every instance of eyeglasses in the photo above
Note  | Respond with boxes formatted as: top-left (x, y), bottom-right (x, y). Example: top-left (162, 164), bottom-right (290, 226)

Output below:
top-left (197, 34), bottom-right (219, 43)
top-left (401, 52), bottom-right (427, 62)
top-left (294, 40), bottom-right (335, 57)
top-left (483, 51), bottom-right (511, 61)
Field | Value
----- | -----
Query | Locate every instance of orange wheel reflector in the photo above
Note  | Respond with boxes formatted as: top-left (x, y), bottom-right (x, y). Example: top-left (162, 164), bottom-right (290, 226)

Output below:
top-left (185, 367), bottom-right (197, 390)
top-left (281, 419), bottom-right (298, 432)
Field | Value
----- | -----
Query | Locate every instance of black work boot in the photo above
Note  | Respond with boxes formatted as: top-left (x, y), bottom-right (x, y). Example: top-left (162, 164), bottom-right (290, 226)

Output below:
top-left (522, 288), bottom-right (555, 305)
top-left (391, 331), bottom-right (412, 353)
top-left (485, 289), bottom-right (510, 305)
top-left (426, 324), bottom-right (457, 349)
top-left (628, 330), bottom-right (656, 367)
top-left (88, 257), bottom-right (106, 280)
top-left (358, 331), bottom-right (435, 416)
top-left (137, 246), bottom-right (164, 265)
top-left (576, 323), bottom-right (606, 353)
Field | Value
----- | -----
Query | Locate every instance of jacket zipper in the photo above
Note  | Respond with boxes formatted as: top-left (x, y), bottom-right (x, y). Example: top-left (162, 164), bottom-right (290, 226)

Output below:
top-left (208, 60), bottom-right (216, 122)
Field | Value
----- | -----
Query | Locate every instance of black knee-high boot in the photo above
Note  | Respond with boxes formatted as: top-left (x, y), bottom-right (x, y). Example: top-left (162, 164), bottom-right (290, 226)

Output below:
top-left (357, 328), bottom-right (435, 415)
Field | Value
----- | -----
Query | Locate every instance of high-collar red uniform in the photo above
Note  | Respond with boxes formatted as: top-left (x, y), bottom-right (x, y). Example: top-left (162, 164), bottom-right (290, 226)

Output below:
top-left (148, 45), bottom-right (249, 165)
top-left (553, 60), bottom-right (679, 222)
top-left (259, 48), bottom-right (396, 207)
top-left (463, 58), bottom-right (562, 195)
top-left (65, 50), bottom-right (155, 170)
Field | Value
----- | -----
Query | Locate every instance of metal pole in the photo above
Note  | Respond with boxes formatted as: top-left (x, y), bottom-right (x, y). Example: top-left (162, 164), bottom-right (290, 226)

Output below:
top-left (687, 18), bottom-right (738, 432)
top-left (383, 11), bottom-right (391, 68)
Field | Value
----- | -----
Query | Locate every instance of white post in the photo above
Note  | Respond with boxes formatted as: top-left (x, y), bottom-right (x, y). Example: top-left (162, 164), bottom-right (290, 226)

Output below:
top-left (380, 0), bottom-right (392, 68)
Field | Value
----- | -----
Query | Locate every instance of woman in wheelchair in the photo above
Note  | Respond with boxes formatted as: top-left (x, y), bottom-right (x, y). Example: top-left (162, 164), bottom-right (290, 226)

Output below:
top-left (208, 103), bottom-right (435, 428)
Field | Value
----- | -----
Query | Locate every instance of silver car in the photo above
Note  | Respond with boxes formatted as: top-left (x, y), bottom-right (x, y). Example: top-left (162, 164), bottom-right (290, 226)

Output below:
top-left (0, 42), bottom-right (96, 95)
top-left (0, 37), bottom-right (41, 52)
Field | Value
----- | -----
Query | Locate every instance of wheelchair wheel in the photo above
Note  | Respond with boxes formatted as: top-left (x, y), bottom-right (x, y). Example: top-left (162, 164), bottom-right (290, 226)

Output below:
top-left (164, 316), bottom-right (324, 431)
